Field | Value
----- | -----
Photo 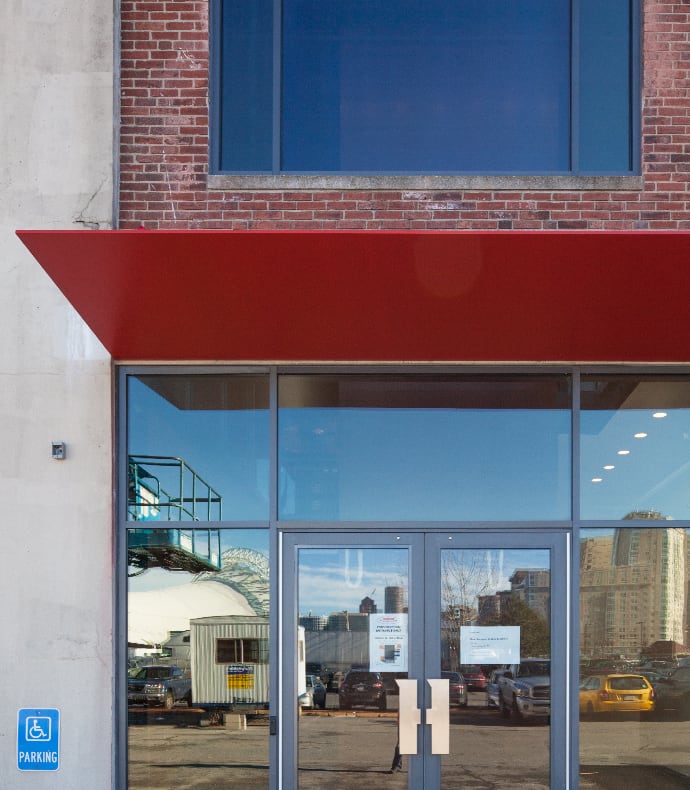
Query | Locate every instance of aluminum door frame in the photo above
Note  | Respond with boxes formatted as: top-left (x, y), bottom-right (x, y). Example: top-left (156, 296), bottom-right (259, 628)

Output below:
top-left (280, 529), bottom-right (570, 790)
top-left (424, 531), bottom-right (570, 790)
top-left (280, 531), bottom-right (425, 789)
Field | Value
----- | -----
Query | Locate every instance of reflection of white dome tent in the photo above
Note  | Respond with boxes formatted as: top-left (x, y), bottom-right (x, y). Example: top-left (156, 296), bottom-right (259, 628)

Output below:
top-left (195, 547), bottom-right (269, 617)
top-left (128, 548), bottom-right (270, 647)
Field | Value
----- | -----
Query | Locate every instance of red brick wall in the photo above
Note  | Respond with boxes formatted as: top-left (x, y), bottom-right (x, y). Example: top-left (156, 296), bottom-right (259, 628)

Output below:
top-left (119, 0), bottom-right (690, 230)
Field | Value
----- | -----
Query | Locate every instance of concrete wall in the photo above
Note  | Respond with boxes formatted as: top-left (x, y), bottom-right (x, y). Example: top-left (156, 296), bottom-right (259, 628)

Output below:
top-left (0, 1), bottom-right (114, 786)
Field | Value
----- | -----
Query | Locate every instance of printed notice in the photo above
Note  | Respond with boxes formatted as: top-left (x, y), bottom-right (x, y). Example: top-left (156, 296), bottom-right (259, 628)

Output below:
top-left (227, 664), bottom-right (255, 689)
top-left (460, 626), bottom-right (520, 664)
top-left (369, 613), bottom-right (408, 672)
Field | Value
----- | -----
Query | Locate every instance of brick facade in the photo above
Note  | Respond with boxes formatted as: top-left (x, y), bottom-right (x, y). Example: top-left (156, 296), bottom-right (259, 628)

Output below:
top-left (119, 0), bottom-right (690, 230)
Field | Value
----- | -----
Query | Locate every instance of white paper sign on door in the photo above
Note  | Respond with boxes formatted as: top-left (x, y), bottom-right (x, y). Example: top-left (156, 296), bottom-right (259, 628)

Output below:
top-left (369, 613), bottom-right (408, 671)
top-left (460, 625), bottom-right (520, 664)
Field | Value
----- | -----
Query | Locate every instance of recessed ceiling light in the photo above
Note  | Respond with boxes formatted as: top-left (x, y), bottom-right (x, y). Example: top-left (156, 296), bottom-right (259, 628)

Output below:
top-left (592, 478), bottom-right (603, 483)
top-left (603, 465), bottom-right (615, 470)
top-left (653, 412), bottom-right (668, 419)
top-left (634, 432), bottom-right (648, 439)
top-left (617, 449), bottom-right (630, 455)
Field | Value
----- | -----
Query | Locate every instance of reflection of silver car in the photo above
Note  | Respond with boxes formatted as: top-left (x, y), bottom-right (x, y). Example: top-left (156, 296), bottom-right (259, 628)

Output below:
top-left (486, 669), bottom-right (508, 708)
top-left (441, 671), bottom-right (468, 707)
top-left (299, 674), bottom-right (327, 709)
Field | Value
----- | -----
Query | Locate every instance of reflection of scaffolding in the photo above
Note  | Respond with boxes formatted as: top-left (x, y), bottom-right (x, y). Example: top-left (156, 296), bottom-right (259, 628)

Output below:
top-left (195, 548), bottom-right (270, 617)
top-left (128, 455), bottom-right (222, 521)
top-left (127, 455), bottom-right (222, 575)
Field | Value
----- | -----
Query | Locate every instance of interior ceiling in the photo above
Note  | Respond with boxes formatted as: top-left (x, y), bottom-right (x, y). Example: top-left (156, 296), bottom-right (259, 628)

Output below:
top-left (16, 229), bottom-right (690, 363)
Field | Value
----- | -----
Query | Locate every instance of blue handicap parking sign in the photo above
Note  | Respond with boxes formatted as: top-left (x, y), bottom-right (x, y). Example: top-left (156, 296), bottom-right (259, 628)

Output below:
top-left (17, 708), bottom-right (60, 771)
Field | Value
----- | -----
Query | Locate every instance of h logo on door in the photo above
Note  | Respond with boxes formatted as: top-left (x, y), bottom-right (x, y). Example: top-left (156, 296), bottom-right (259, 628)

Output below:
top-left (396, 679), bottom-right (449, 755)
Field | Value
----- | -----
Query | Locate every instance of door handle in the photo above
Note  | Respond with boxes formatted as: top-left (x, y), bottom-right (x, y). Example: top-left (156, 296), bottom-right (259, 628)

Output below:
top-left (395, 678), bottom-right (450, 755)
top-left (426, 679), bottom-right (450, 754)
top-left (395, 679), bottom-right (421, 755)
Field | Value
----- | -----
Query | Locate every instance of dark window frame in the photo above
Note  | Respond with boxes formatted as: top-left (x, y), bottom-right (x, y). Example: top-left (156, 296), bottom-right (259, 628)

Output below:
top-left (209, 0), bottom-right (640, 178)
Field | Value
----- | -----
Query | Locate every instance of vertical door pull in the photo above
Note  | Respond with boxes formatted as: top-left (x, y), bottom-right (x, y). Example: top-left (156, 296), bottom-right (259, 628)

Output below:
top-left (426, 678), bottom-right (450, 754)
top-left (395, 679), bottom-right (421, 755)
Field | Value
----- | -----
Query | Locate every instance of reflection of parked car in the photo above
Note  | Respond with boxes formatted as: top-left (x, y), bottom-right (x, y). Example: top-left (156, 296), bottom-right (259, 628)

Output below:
top-left (637, 669), bottom-right (668, 689)
top-left (460, 665), bottom-right (487, 691)
top-left (382, 671), bottom-right (406, 695)
top-left (299, 674), bottom-right (327, 709)
top-left (499, 659), bottom-right (550, 721)
top-left (338, 671), bottom-right (386, 710)
top-left (441, 671), bottom-right (468, 707)
top-left (653, 667), bottom-right (690, 718)
top-left (307, 662), bottom-right (334, 689)
top-left (579, 674), bottom-right (654, 715)
top-left (486, 669), bottom-right (508, 708)
top-left (298, 674), bottom-right (326, 710)
top-left (128, 665), bottom-right (192, 709)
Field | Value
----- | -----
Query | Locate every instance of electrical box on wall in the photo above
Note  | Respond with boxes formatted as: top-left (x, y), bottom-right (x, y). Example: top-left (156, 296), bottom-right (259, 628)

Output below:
top-left (51, 442), bottom-right (66, 460)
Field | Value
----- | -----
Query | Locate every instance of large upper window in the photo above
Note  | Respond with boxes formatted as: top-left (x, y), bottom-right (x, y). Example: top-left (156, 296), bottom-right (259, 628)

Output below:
top-left (212, 0), bottom-right (637, 175)
top-left (278, 374), bottom-right (571, 520)
top-left (580, 377), bottom-right (690, 521)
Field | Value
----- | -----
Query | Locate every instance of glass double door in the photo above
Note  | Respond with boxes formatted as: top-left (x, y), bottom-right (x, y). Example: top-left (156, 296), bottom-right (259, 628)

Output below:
top-left (281, 531), bottom-right (568, 790)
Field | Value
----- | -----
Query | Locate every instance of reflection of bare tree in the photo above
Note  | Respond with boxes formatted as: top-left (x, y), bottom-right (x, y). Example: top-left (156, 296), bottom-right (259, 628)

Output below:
top-left (441, 551), bottom-right (499, 670)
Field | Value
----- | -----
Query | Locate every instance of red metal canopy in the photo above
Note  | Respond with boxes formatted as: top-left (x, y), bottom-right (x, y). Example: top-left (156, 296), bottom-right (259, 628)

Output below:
top-left (16, 229), bottom-right (690, 363)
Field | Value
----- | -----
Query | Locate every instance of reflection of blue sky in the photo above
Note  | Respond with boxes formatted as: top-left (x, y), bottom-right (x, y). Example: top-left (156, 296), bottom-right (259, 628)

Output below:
top-left (298, 547), bottom-right (549, 616)
top-left (280, 408), bottom-right (570, 521)
top-left (441, 548), bottom-right (550, 605)
top-left (128, 378), bottom-right (270, 520)
top-left (129, 529), bottom-right (269, 592)
top-left (581, 408), bottom-right (690, 520)
top-left (299, 549), bottom-right (408, 617)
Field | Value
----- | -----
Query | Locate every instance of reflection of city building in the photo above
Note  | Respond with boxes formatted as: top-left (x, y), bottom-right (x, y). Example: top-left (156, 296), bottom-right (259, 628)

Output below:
top-left (385, 586), bottom-right (406, 613)
top-left (444, 604), bottom-right (476, 626)
top-left (299, 614), bottom-right (327, 631)
top-left (476, 572), bottom-right (550, 625)
top-left (326, 611), bottom-right (370, 631)
top-left (580, 525), bottom-right (687, 659)
top-left (477, 591), bottom-right (514, 623)
top-left (359, 596), bottom-right (377, 613)
top-left (510, 569), bottom-right (551, 623)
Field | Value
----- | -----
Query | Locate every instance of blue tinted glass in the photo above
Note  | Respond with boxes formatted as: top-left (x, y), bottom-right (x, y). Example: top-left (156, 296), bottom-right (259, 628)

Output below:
top-left (218, 0), bottom-right (273, 171)
top-left (282, 0), bottom-right (570, 173)
top-left (581, 378), bottom-right (690, 520)
top-left (578, 0), bottom-right (633, 173)
top-left (278, 376), bottom-right (571, 521)
top-left (127, 375), bottom-right (270, 521)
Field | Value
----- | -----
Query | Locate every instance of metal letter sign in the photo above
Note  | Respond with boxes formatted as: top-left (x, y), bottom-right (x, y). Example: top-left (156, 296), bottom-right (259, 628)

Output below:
top-left (17, 708), bottom-right (60, 771)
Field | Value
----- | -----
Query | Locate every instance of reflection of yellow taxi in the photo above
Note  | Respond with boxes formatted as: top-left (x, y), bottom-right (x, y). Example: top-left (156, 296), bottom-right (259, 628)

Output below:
top-left (579, 674), bottom-right (654, 715)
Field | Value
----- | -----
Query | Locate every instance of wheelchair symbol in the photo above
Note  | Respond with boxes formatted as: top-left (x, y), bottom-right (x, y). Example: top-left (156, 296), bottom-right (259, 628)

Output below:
top-left (26, 717), bottom-right (51, 741)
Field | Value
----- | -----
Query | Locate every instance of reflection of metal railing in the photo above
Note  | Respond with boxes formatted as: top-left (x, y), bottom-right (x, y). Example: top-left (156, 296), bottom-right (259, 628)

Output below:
top-left (128, 455), bottom-right (222, 521)
top-left (127, 455), bottom-right (223, 575)
top-left (128, 528), bottom-right (221, 574)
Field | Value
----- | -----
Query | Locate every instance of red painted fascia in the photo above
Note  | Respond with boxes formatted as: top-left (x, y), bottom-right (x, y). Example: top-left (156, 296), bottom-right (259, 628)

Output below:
top-left (15, 229), bottom-right (690, 363)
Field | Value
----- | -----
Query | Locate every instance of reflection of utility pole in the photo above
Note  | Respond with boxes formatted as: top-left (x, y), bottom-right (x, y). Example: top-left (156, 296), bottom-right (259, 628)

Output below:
top-left (638, 621), bottom-right (646, 657)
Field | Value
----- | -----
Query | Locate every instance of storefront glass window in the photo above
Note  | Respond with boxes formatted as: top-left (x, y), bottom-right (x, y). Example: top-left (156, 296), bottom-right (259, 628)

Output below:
top-left (278, 374), bottom-right (571, 521)
top-left (579, 527), bottom-right (690, 785)
top-left (580, 377), bottom-right (690, 520)
top-left (127, 528), bottom-right (270, 789)
top-left (127, 374), bottom-right (270, 522)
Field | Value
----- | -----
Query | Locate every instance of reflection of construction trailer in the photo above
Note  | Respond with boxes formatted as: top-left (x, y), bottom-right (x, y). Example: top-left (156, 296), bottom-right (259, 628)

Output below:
top-left (191, 616), bottom-right (270, 709)
top-left (190, 616), bottom-right (306, 710)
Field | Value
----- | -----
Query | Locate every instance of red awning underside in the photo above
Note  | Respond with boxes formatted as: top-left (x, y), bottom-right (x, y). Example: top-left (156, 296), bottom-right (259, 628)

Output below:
top-left (15, 230), bottom-right (690, 362)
